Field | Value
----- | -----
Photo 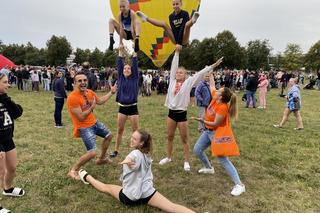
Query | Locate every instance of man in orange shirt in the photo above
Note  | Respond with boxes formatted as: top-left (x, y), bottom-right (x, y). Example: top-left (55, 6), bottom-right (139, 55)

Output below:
top-left (67, 71), bottom-right (117, 179)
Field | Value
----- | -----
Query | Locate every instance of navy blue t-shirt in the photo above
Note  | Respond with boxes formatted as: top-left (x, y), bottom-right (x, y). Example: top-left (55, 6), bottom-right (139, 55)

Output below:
top-left (169, 10), bottom-right (190, 45)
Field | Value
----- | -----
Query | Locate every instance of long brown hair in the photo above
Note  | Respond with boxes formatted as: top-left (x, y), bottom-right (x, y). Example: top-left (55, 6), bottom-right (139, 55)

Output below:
top-left (136, 129), bottom-right (153, 154)
top-left (221, 87), bottom-right (238, 120)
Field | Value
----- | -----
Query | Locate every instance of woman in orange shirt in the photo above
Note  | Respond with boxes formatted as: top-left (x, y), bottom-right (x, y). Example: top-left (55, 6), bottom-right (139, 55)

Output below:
top-left (192, 72), bottom-right (245, 196)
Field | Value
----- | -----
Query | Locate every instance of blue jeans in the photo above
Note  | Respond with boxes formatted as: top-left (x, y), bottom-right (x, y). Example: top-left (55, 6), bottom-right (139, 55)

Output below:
top-left (194, 130), bottom-right (242, 185)
top-left (217, 157), bottom-right (241, 185)
top-left (194, 130), bottom-right (214, 168)
top-left (79, 121), bottom-right (111, 152)
top-left (54, 97), bottom-right (64, 125)
top-left (246, 90), bottom-right (256, 108)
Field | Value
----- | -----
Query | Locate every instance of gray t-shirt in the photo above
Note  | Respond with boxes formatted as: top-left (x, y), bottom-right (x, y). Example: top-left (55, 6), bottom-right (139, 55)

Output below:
top-left (120, 150), bottom-right (155, 201)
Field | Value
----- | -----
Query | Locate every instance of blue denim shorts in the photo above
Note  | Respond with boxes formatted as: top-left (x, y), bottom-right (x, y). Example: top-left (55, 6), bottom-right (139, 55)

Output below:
top-left (79, 121), bottom-right (111, 152)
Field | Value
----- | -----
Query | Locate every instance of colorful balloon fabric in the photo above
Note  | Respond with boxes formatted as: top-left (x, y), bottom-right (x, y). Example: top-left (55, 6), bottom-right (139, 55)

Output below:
top-left (109, 0), bottom-right (201, 67)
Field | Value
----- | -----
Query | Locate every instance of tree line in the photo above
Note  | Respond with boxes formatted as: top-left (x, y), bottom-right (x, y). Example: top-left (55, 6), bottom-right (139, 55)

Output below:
top-left (1, 31), bottom-right (319, 71)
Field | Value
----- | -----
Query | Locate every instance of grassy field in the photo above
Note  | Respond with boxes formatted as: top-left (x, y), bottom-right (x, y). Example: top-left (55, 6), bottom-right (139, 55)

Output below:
top-left (2, 87), bottom-right (320, 213)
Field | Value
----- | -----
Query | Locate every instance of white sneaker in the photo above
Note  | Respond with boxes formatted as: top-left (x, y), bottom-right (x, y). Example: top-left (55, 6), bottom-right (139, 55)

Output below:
top-left (198, 167), bottom-right (215, 174)
top-left (159, 157), bottom-right (172, 165)
top-left (78, 169), bottom-right (89, 185)
top-left (191, 12), bottom-right (200, 24)
top-left (257, 106), bottom-right (264, 109)
top-left (231, 184), bottom-right (245, 196)
top-left (136, 11), bottom-right (148, 22)
top-left (184, 162), bottom-right (191, 171)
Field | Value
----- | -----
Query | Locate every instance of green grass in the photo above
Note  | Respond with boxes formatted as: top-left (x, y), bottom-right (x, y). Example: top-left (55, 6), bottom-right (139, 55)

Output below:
top-left (3, 87), bottom-right (320, 213)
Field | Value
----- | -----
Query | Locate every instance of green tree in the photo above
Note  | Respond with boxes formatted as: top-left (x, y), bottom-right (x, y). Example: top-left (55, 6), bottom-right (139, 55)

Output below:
top-left (46, 35), bottom-right (72, 66)
top-left (24, 42), bottom-right (47, 65)
top-left (89, 47), bottom-right (104, 68)
top-left (103, 50), bottom-right (117, 67)
top-left (246, 40), bottom-right (271, 70)
top-left (304, 40), bottom-right (320, 71)
top-left (1, 44), bottom-right (26, 65)
top-left (74, 48), bottom-right (91, 65)
top-left (282, 43), bottom-right (303, 70)
top-left (214, 30), bottom-right (245, 69)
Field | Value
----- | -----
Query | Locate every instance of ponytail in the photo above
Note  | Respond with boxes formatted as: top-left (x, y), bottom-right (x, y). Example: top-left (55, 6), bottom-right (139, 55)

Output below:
top-left (229, 93), bottom-right (238, 120)
top-left (221, 87), bottom-right (238, 120)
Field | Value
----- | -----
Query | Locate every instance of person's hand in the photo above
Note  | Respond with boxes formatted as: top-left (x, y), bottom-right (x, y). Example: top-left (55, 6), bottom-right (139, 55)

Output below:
top-left (120, 157), bottom-right (135, 168)
top-left (191, 116), bottom-right (201, 121)
top-left (211, 57), bottom-right (224, 69)
top-left (110, 82), bottom-right (118, 94)
top-left (175, 44), bottom-right (182, 53)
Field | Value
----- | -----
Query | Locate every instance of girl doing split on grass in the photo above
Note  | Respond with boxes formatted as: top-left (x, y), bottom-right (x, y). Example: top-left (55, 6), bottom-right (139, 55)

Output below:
top-left (78, 129), bottom-right (195, 213)
top-left (191, 73), bottom-right (246, 196)
top-left (0, 72), bottom-right (25, 213)
top-left (137, 0), bottom-right (199, 49)
top-left (110, 47), bottom-right (139, 158)
top-left (108, 0), bottom-right (141, 52)
top-left (158, 47), bottom-right (223, 171)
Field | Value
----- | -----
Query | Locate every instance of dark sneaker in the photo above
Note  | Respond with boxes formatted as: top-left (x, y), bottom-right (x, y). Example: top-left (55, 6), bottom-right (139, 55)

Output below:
top-left (110, 151), bottom-right (118, 158)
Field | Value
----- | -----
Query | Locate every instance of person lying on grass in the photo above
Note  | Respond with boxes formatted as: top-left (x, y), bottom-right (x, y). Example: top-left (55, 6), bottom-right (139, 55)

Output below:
top-left (77, 129), bottom-right (195, 213)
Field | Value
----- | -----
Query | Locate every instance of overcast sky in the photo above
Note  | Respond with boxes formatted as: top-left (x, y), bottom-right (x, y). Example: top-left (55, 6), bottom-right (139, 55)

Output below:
top-left (1, 0), bottom-right (320, 54)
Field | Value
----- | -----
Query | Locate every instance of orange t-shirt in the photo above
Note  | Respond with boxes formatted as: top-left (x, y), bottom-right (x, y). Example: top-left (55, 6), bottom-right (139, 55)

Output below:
top-left (204, 90), bottom-right (229, 130)
top-left (67, 89), bottom-right (99, 137)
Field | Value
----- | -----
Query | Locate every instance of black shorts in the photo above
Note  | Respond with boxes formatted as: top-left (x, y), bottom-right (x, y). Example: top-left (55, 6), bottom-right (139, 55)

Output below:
top-left (0, 139), bottom-right (16, 152)
top-left (119, 105), bottom-right (139, 116)
top-left (119, 189), bottom-right (157, 206)
top-left (168, 109), bottom-right (187, 122)
top-left (124, 30), bottom-right (133, 40)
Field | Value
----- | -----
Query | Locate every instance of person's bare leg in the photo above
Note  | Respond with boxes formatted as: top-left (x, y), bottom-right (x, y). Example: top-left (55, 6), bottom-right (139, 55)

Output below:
top-left (129, 115), bottom-right (139, 132)
top-left (166, 117), bottom-right (178, 159)
top-left (68, 151), bottom-right (96, 179)
top-left (96, 134), bottom-right (113, 165)
top-left (3, 149), bottom-right (17, 190)
top-left (279, 108), bottom-right (291, 127)
top-left (148, 191), bottom-right (195, 213)
top-left (182, 19), bottom-right (194, 45)
top-left (86, 174), bottom-right (122, 201)
top-left (294, 111), bottom-right (304, 129)
top-left (114, 113), bottom-right (128, 153)
top-left (146, 18), bottom-right (176, 43)
top-left (177, 121), bottom-right (190, 162)
top-left (108, 18), bottom-right (121, 50)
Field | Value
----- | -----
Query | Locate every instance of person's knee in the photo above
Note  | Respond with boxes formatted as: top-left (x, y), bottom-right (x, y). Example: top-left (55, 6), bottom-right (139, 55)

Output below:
top-left (167, 134), bottom-right (174, 142)
top-left (89, 151), bottom-right (97, 159)
top-left (6, 165), bottom-right (16, 176)
top-left (117, 126), bottom-right (125, 134)
top-left (193, 145), bottom-right (200, 157)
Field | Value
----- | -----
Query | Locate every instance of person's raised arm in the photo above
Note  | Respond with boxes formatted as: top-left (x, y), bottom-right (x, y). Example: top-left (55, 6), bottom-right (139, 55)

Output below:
top-left (117, 47), bottom-right (125, 78)
top-left (209, 71), bottom-right (216, 91)
top-left (131, 51), bottom-right (139, 79)
top-left (118, 14), bottom-right (124, 48)
top-left (190, 57), bottom-right (223, 87)
top-left (169, 49), bottom-right (180, 80)
top-left (96, 83), bottom-right (117, 105)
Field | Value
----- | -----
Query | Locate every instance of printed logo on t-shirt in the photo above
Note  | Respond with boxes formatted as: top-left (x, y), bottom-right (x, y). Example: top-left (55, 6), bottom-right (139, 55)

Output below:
top-left (3, 111), bottom-right (13, 126)
top-left (173, 18), bottom-right (183, 27)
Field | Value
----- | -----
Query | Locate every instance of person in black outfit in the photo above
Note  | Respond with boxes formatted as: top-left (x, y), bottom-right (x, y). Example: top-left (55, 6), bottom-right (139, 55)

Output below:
top-left (16, 68), bottom-right (23, 90)
top-left (0, 72), bottom-right (25, 213)
top-left (245, 71), bottom-right (259, 108)
top-left (136, 0), bottom-right (200, 49)
top-left (82, 62), bottom-right (97, 91)
top-left (53, 71), bottom-right (67, 127)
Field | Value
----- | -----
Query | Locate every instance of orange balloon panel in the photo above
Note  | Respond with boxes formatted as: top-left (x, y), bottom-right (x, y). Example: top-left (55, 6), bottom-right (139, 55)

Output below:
top-left (109, 0), bottom-right (201, 67)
